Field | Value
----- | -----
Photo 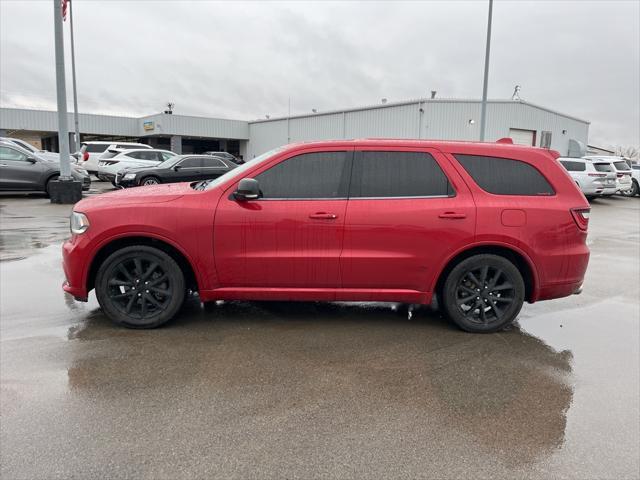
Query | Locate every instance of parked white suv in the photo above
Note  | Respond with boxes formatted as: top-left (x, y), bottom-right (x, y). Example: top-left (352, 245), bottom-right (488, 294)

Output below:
top-left (584, 156), bottom-right (633, 194)
top-left (79, 141), bottom-right (151, 175)
top-left (97, 149), bottom-right (176, 184)
top-left (558, 157), bottom-right (617, 198)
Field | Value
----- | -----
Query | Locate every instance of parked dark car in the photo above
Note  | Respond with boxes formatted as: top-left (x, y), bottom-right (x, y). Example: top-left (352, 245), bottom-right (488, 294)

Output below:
top-left (204, 151), bottom-right (244, 164)
top-left (0, 141), bottom-right (90, 196)
top-left (115, 154), bottom-right (237, 187)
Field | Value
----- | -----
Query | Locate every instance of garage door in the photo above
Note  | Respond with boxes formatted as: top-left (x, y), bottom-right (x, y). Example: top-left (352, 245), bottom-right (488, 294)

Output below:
top-left (508, 128), bottom-right (536, 146)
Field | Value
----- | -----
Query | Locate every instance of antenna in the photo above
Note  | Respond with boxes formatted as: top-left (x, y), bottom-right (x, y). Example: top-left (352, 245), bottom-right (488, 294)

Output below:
top-left (511, 85), bottom-right (521, 101)
top-left (381, 98), bottom-right (387, 104)
top-left (430, 91), bottom-right (437, 99)
top-left (164, 102), bottom-right (174, 114)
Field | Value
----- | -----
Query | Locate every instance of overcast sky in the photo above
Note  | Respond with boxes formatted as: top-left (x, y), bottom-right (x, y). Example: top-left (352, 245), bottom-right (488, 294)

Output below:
top-left (1, 0), bottom-right (638, 147)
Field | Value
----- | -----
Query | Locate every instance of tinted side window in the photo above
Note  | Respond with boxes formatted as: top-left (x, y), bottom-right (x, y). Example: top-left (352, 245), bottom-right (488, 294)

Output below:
top-left (454, 154), bottom-right (554, 196)
top-left (178, 157), bottom-right (202, 168)
top-left (351, 151), bottom-right (451, 198)
top-left (614, 161), bottom-right (630, 171)
top-left (202, 157), bottom-right (226, 168)
top-left (256, 151), bottom-right (349, 199)
top-left (560, 160), bottom-right (586, 172)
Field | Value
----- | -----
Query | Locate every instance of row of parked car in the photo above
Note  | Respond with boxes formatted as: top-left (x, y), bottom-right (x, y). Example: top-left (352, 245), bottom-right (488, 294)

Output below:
top-left (1, 136), bottom-right (638, 198)
top-left (77, 141), bottom-right (242, 188)
top-left (558, 155), bottom-right (639, 198)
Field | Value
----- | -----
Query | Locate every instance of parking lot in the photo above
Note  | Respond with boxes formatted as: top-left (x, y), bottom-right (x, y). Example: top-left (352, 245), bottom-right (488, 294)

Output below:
top-left (1, 184), bottom-right (638, 479)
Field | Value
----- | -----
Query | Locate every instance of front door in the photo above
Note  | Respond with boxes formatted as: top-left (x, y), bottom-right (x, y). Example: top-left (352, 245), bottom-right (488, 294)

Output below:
top-left (0, 146), bottom-right (44, 191)
top-left (213, 148), bottom-right (352, 290)
top-left (340, 148), bottom-right (476, 295)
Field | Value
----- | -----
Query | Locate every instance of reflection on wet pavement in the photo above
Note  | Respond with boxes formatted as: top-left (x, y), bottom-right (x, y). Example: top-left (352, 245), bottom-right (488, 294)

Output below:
top-left (1, 192), bottom-right (638, 479)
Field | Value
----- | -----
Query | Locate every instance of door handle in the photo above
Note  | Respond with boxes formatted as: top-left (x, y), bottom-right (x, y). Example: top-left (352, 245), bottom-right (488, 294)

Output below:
top-left (0, 164), bottom-right (8, 167)
top-left (309, 212), bottom-right (338, 220)
top-left (438, 212), bottom-right (467, 219)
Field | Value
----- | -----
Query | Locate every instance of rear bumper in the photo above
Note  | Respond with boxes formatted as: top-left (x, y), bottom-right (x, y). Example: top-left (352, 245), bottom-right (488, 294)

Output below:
top-left (536, 280), bottom-right (584, 301)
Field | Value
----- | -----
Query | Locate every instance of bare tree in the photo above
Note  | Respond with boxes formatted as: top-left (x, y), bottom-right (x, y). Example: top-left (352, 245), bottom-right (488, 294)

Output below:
top-left (615, 146), bottom-right (639, 160)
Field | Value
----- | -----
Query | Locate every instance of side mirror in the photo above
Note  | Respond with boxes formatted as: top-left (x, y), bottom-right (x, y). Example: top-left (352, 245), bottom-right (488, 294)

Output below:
top-left (26, 157), bottom-right (37, 163)
top-left (173, 165), bottom-right (182, 171)
top-left (234, 178), bottom-right (260, 201)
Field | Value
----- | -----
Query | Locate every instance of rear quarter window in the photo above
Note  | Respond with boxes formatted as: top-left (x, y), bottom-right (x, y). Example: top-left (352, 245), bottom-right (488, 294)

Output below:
top-left (454, 154), bottom-right (555, 196)
top-left (85, 144), bottom-right (108, 153)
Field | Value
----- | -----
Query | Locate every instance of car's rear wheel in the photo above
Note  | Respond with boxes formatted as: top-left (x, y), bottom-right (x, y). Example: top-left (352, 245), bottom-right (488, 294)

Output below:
top-left (141, 176), bottom-right (160, 186)
top-left (95, 246), bottom-right (185, 328)
top-left (623, 180), bottom-right (638, 196)
top-left (45, 175), bottom-right (59, 197)
top-left (442, 254), bottom-right (525, 333)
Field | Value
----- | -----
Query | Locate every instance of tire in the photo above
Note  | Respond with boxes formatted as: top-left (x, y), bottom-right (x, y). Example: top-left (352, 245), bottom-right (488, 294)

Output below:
top-left (442, 254), bottom-right (525, 333)
top-left (95, 245), bottom-right (185, 328)
top-left (623, 180), bottom-right (639, 197)
top-left (45, 175), bottom-right (59, 197)
top-left (140, 176), bottom-right (160, 186)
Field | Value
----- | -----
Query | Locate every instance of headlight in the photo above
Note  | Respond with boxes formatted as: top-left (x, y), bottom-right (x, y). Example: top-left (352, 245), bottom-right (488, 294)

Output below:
top-left (70, 211), bottom-right (90, 234)
top-left (123, 173), bottom-right (137, 180)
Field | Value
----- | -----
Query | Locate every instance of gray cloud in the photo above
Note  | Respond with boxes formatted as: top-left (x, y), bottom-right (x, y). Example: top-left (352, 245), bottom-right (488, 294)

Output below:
top-left (1, 0), bottom-right (638, 148)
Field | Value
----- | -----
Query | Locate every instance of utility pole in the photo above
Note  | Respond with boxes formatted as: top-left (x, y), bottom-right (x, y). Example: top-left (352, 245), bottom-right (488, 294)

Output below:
top-left (51, 0), bottom-right (81, 203)
top-left (69, 0), bottom-right (80, 152)
top-left (479, 0), bottom-right (493, 142)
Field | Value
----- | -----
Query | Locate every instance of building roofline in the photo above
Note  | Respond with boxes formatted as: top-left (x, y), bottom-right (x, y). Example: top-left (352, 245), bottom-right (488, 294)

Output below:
top-left (248, 98), bottom-right (590, 125)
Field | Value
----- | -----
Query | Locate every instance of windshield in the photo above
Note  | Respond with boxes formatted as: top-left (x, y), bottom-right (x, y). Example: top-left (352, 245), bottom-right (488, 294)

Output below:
top-left (203, 146), bottom-right (287, 190)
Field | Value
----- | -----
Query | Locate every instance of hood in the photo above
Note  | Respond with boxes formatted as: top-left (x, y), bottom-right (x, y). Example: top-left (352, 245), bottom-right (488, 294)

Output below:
top-left (75, 182), bottom-right (195, 210)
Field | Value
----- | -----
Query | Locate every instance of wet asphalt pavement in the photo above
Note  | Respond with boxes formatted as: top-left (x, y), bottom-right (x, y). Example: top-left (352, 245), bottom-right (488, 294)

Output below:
top-left (1, 183), bottom-right (638, 479)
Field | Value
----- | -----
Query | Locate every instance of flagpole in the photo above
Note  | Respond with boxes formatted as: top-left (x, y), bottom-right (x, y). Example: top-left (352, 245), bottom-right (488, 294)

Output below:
top-left (69, 0), bottom-right (80, 153)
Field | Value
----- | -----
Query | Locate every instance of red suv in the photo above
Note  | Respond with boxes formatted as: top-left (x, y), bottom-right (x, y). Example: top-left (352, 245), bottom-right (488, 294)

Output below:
top-left (62, 139), bottom-right (590, 333)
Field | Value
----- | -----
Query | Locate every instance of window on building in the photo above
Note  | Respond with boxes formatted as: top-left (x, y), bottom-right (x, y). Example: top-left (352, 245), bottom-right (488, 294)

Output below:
top-left (540, 131), bottom-right (552, 149)
top-left (559, 160), bottom-right (586, 172)
top-left (256, 151), bottom-right (349, 199)
top-left (350, 151), bottom-right (452, 198)
top-left (454, 154), bottom-right (555, 196)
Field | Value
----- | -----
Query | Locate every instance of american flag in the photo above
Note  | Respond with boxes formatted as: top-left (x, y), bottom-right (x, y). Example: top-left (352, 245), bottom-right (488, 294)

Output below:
top-left (61, 0), bottom-right (68, 21)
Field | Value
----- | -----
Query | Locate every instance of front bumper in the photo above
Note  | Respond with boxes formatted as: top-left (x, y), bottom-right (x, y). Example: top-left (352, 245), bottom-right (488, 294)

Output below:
top-left (62, 237), bottom-right (89, 301)
top-left (115, 175), bottom-right (138, 188)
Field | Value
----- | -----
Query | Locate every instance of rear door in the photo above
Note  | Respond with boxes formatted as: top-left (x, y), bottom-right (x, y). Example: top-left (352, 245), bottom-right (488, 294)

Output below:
top-left (340, 147), bottom-right (476, 296)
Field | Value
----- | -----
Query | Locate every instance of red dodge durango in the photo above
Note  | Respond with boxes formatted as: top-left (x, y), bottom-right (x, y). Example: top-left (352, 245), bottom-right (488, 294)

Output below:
top-left (62, 139), bottom-right (590, 333)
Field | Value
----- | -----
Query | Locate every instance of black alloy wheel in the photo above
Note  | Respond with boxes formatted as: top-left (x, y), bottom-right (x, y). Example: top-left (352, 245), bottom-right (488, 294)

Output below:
top-left (443, 254), bottom-right (525, 333)
top-left (95, 246), bottom-right (185, 328)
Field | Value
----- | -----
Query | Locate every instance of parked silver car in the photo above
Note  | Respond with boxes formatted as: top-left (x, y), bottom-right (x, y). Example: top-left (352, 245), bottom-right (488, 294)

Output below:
top-left (0, 137), bottom-right (65, 163)
top-left (558, 157), bottom-right (617, 198)
top-left (97, 148), bottom-right (176, 184)
top-left (0, 141), bottom-right (90, 196)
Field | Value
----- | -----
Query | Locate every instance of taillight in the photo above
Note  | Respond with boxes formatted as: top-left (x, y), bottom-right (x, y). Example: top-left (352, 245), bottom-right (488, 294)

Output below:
top-left (83, 152), bottom-right (89, 161)
top-left (571, 207), bottom-right (590, 231)
top-left (617, 173), bottom-right (624, 178)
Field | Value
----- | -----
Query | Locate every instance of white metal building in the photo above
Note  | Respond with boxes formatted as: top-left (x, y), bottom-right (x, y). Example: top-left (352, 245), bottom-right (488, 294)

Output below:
top-left (0, 97), bottom-right (590, 159)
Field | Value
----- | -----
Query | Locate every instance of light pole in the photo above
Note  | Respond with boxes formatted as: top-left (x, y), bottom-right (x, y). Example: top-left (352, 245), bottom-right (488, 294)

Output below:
top-left (479, 0), bottom-right (493, 142)
top-left (51, 0), bottom-right (82, 203)
top-left (69, 0), bottom-right (80, 153)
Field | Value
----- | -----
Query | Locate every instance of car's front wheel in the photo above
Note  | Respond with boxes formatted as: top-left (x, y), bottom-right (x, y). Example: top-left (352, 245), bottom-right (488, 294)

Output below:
top-left (442, 254), bottom-right (525, 333)
top-left (95, 246), bottom-right (185, 328)
top-left (140, 176), bottom-right (160, 186)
